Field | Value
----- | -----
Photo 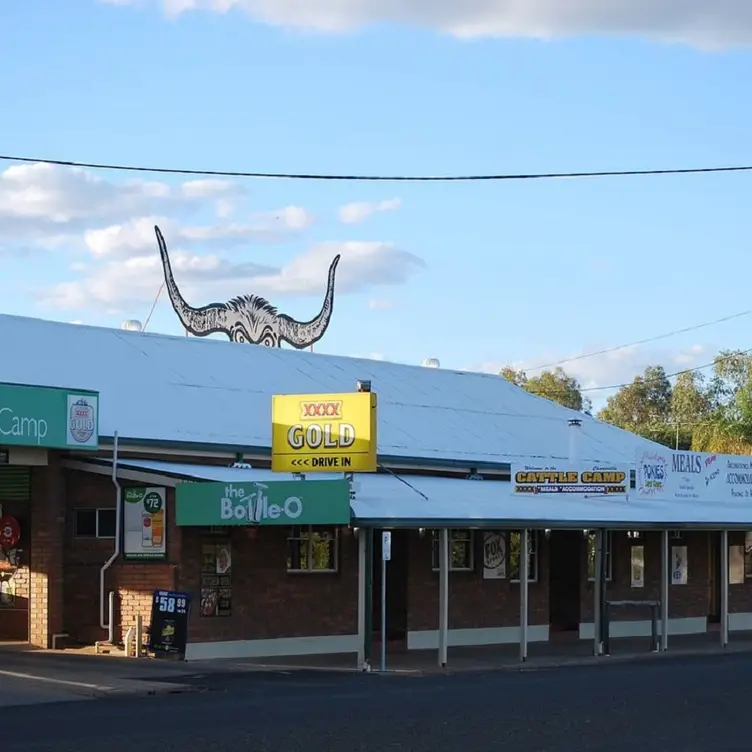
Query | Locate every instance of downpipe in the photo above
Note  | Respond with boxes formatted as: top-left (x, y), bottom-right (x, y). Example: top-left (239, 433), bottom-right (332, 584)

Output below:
top-left (100, 431), bottom-right (121, 643)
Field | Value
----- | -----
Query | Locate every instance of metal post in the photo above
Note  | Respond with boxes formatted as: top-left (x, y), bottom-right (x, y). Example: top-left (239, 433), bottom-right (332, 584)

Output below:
top-left (364, 528), bottom-right (374, 668)
top-left (380, 536), bottom-right (388, 673)
top-left (593, 530), bottom-right (603, 655)
top-left (134, 615), bottom-right (143, 658)
top-left (720, 530), bottom-right (729, 648)
top-left (661, 529), bottom-right (669, 651)
top-left (520, 528), bottom-right (529, 661)
top-left (357, 529), bottom-right (367, 669)
top-left (600, 529), bottom-right (609, 652)
top-left (438, 528), bottom-right (449, 667)
top-left (107, 591), bottom-right (116, 645)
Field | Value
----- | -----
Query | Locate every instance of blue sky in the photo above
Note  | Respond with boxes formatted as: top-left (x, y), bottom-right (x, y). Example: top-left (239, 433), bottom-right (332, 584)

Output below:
top-left (2, 0), bottom-right (751, 409)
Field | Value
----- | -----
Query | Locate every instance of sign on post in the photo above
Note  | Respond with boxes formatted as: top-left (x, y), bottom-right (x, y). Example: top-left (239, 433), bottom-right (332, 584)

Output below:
top-left (271, 392), bottom-right (377, 473)
top-left (382, 531), bottom-right (392, 561)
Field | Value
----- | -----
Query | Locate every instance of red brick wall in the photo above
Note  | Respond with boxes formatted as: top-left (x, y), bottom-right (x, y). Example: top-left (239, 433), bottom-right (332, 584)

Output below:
top-left (178, 526), bottom-right (358, 643)
top-left (406, 531), bottom-right (549, 632)
top-left (63, 469), bottom-right (179, 644)
top-left (63, 469), bottom-right (358, 646)
top-left (29, 459), bottom-right (65, 648)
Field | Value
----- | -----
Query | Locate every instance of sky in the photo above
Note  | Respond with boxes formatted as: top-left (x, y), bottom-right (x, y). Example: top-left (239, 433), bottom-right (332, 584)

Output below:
top-left (2, 0), bottom-right (752, 410)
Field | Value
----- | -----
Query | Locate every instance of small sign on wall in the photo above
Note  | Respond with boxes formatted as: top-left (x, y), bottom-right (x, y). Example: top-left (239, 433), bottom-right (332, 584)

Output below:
top-left (123, 487), bottom-right (168, 561)
top-left (482, 532), bottom-right (506, 579)
top-left (671, 545), bottom-right (688, 585)
top-left (630, 545), bottom-right (645, 588)
top-left (729, 545), bottom-right (745, 585)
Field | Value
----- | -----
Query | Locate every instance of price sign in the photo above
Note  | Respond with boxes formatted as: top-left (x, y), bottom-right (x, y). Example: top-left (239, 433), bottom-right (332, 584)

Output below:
top-left (149, 589), bottom-right (191, 656)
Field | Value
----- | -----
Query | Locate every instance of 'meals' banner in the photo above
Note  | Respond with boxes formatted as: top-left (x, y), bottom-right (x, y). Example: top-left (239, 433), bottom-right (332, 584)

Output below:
top-left (512, 464), bottom-right (628, 497)
top-left (635, 449), bottom-right (752, 502)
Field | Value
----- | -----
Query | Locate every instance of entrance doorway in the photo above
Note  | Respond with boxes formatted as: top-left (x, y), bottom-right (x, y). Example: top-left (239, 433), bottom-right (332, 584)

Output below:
top-left (708, 532), bottom-right (721, 624)
top-left (549, 530), bottom-right (582, 633)
top-left (372, 529), bottom-right (409, 651)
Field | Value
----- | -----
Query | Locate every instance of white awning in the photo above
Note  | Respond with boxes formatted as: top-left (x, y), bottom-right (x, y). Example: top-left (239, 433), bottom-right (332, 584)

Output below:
top-left (68, 459), bottom-right (752, 529)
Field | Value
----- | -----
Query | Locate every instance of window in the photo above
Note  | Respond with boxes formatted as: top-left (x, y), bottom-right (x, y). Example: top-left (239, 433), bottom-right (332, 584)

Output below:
top-left (744, 532), bottom-right (752, 578)
top-left (509, 530), bottom-right (538, 583)
top-left (587, 531), bottom-right (613, 581)
top-left (431, 530), bottom-right (474, 572)
top-left (74, 508), bottom-right (116, 539)
top-left (286, 526), bottom-right (338, 573)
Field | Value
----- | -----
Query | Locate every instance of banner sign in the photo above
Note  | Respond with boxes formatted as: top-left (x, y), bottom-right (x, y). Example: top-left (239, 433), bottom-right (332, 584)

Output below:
top-left (635, 449), bottom-right (752, 502)
top-left (512, 464), bottom-right (628, 497)
top-left (271, 392), bottom-right (377, 473)
top-left (175, 478), bottom-right (352, 526)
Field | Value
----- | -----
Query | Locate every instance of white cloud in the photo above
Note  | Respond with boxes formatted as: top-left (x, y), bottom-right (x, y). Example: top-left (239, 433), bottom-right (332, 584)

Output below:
top-left (83, 213), bottom-right (310, 258)
top-left (39, 238), bottom-right (424, 313)
top-left (473, 344), bottom-right (711, 409)
top-left (102, 0), bottom-right (752, 48)
top-left (0, 162), bottom-right (244, 242)
top-left (339, 198), bottom-right (401, 225)
top-left (368, 298), bottom-right (397, 310)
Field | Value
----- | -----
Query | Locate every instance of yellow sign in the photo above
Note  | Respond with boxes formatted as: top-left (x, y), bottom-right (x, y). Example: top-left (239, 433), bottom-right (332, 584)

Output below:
top-left (271, 392), bottom-right (377, 473)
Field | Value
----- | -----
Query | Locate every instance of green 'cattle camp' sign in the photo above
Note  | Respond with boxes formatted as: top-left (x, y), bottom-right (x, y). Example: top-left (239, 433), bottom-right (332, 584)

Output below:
top-left (0, 383), bottom-right (100, 450)
top-left (175, 479), bottom-right (351, 527)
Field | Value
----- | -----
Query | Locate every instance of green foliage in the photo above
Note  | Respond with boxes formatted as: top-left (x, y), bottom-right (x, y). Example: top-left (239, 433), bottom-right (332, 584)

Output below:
top-left (501, 366), bottom-right (592, 413)
top-left (501, 349), bottom-right (752, 454)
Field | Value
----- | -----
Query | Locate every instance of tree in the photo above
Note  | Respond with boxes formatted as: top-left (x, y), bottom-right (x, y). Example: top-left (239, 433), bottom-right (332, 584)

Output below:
top-left (501, 366), bottom-right (591, 413)
top-left (597, 365), bottom-right (676, 447)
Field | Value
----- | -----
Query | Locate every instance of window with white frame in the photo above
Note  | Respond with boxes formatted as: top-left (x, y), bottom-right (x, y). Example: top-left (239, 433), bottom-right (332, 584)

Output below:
top-left (586, 531), bottom-right (613, 581)
top-left (286, 526), bottom-right (339, 573)
top-left (509, 530), bottom-right (538, 583)
top-left (431, 529), bottom-right (474, 572)
top-left (74, 508), bottom-right (116, 539)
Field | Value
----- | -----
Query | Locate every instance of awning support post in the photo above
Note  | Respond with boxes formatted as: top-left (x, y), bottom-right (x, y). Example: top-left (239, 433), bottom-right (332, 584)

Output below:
top-left (520, 528), bottom-right (529, 662)
top-left (721, 529), bottom-right (729, 648)
top-left (661, 529), bottom-right (669, 651)
top-left (593, 529), bottom-right (603, 656)
top-left (357, 526), bottom-right (367, 669)
top-left (438, 528), bottom-right (449, 668)
top-left (364, 528), bottom-right (374, 668)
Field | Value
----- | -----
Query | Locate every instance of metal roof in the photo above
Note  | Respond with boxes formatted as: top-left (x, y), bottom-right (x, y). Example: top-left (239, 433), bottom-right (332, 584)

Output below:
top-left (0, 314), bottom-right (663, 466)
top-left (85, 459), bottom-right (752, 528)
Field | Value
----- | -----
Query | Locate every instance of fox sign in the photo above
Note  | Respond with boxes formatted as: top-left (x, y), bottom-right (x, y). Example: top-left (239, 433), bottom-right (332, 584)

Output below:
top-left (271, 392), bottom-right (378, 473)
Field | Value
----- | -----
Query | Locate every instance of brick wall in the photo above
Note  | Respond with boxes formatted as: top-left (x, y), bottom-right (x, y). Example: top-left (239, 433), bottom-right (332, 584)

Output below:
top-left (63, 469), bottom-right (358, 646)
top-left (63, 469), bottom-right (179, 644)
top-left (29, 459), bottom-right (65, 648)
top-left (406, 530), bottom-right (549, 632)
top-left (178, 526), bottom-right (358, 643)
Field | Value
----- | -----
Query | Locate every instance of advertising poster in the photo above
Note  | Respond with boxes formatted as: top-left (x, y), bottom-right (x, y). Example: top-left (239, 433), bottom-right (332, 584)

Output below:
top-left (200, 542), bottom-right (232, 617)
top-left (123, 487), bottom-right (167, 561)
top-left (729, 545), bottom-right (745, 585)
top-left (482, 532), bottom-right (506, 579)
top-left (630, 545), bottom-right (645, 588)
top-left (671, 545), bottom-right (688, 585)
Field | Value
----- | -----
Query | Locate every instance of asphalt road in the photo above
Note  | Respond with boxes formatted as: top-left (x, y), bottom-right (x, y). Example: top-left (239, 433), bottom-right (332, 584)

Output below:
top-left (4, 653), bottom-right (751, 752)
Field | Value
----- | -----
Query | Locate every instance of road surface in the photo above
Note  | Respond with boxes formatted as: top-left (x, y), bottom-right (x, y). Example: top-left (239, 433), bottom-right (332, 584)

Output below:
top-left (4, 653), bottom-right (750, 751)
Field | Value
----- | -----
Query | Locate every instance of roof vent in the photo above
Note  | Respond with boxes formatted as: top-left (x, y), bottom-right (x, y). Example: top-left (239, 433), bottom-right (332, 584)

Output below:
top-left (422, 358), bottom-right (440, 368)
top-left (121, 319), bottom-right (143, 332)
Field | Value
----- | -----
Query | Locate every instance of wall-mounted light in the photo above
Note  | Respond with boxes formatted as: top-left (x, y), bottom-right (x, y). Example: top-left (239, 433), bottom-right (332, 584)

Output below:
top-left (418, 527), bottom-right (426, 538)
top-left (352, 526), bottom-right (359, 538)
top-left (356, 380), bottom-right (372, 393)
top-left (544, 529), bottom-right (551, 539)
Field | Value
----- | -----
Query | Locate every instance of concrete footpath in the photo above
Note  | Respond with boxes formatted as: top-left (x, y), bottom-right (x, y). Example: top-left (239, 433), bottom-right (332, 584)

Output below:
top-left (2, 630), bottom-right (752, 707)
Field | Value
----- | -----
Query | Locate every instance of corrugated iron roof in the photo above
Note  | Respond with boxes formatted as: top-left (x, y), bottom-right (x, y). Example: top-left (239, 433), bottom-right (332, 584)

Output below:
top-left (0, 314), bottom-right (662, 465)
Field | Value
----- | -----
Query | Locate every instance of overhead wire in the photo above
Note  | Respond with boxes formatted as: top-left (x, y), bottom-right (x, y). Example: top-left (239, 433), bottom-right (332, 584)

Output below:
top-left (3, 153), bottom-right (752, 182)
top-left (526, 308), bottom-right (752, 372)
top-left (514, 347), bottom-right (752, 396)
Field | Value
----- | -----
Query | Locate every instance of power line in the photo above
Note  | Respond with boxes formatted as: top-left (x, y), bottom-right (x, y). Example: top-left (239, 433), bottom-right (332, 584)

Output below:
top-left (3, 153), bottom-right (752, 182)
top-left (527, 308), bottom-right (752, 372)
top-left (516, 347), bottom-right (752, 396)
